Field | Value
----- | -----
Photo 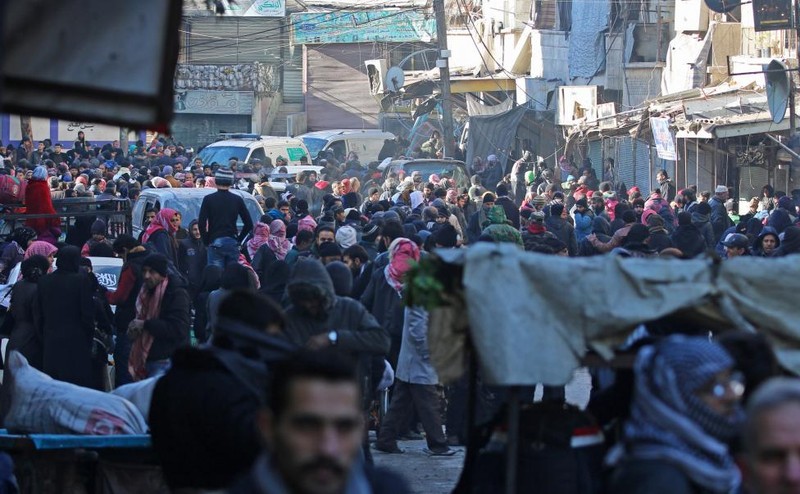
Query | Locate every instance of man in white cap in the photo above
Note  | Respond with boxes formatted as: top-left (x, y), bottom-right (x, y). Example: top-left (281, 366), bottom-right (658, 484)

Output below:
top-left (709, 185), bottom-right (732, 243)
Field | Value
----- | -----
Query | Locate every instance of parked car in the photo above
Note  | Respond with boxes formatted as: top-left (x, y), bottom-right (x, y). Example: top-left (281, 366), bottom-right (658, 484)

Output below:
top-left (377, 159), bottom-right (470, 191)
top-left (132, 188), bottom-right (263, 240)
top-left (197, 134), bottom-right (310, 167)
top-left (299, 129), bottom-right (395, 164)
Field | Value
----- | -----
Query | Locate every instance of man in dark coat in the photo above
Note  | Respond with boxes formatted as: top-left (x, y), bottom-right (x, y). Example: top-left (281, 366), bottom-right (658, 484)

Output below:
top-left (494, 183), bottom-right (520, 229)
top-left (178, 219), bottom-right (207, 298)
top-left (283, 259), bottom-right (389, 359)
top-left (150, 290), bottom-right (295, 492)
top-left (545, 203), bottom-right (578, 256)
top-left (37, 245), bottom-right (96, 388)
top-left (670, 212), bottom-right (707, 258)
top-left (127, 254), bottom-right (191, 378)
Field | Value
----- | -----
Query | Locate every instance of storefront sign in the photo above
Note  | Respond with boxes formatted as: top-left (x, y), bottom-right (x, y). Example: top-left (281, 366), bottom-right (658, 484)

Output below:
top-left (222, 0), bottom-right (285, 17)
top-left (734, 144), bottom-right (768, 168)
top-left (173, 90), bottom-right (254, 115)
top-left (651, 117), bottom-right (677, 161)
top-left (291, 10), bottom-right (436, 45)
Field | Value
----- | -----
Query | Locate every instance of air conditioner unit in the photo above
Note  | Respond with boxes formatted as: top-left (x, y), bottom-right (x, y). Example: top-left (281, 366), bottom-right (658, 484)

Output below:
top-left (364, 59), bottom-right (388, 95)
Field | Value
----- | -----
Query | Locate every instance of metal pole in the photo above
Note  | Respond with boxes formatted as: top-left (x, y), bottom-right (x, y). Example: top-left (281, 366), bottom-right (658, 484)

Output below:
top-left (505, 387), bottom-right (520, 494)
top-left (433, 0), bottom-right (455, 158)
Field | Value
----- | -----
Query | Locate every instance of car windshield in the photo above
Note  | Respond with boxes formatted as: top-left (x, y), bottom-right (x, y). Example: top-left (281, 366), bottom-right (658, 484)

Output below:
top-left (197, 146), bottom-right (249, 166)
top-left (401, 162), bottom-right (469, 190)
top-left (301, 137), bottom-right (327, 158)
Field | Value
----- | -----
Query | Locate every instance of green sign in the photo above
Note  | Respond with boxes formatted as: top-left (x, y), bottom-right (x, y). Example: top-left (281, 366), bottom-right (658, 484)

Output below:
top-left (291, 10), bottom-right (436, 45)
top-left (287, 147), bottom-right (307, 161)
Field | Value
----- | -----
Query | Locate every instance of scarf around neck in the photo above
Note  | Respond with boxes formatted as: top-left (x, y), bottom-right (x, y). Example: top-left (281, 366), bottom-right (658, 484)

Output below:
top-left (614, 343), bottom-right (742, 494)
top-left (129, 276), bottom-right (169, 381)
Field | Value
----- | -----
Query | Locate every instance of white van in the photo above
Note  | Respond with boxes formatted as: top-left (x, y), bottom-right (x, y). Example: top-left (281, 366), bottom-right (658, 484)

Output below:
top-left (197, 134), bottom-right (310, 166)
top-left (299, 129), bottom-right (395, 163)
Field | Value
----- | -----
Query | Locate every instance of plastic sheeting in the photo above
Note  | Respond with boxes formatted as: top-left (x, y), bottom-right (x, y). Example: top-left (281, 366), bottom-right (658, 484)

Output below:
top-left (433, 243), bottom-right (800, 386)
top-left (466, 94), bottom-right (514, 117)
top-left (660, 25), bottom-right (715, 95)
top-left (568, 0), bottom-right (610, 79)
top-left (465, 105), bottom-right (528, 172)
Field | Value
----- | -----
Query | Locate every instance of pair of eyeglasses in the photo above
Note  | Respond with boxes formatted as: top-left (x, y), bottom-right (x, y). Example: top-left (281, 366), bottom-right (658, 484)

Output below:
top-left (706, 371), bottom-right (746, 399)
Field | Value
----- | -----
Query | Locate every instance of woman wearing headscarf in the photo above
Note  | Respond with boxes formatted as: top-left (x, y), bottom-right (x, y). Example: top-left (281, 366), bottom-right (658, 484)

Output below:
top-left (361, 238), bottom-right (419, 368)
top-left (608, 335), bottom-right (744, 494)
top-left (24, 241), bottom-right (57, 271)
top-left (37, 245), bottom-right (98, 388)
top-left (5, 255), bottom-right (50, 369)
top-left (0, 227), bottom-right (37, 284)
top-left (246, 216), bottom-right (272, 260)
top-left (143, 208), bottom-right (180, 265)
top-left (265, 219), bottom-right (291, 261)
top-left (25, 165), bottom-right (61, 245)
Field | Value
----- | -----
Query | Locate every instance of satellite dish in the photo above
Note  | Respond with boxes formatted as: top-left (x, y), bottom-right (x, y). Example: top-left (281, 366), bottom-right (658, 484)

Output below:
top-left (766, 59), bottom-right (791, 124)
top-left (385, 66), bottom-right (405, 93)
top-left (704, 0), bottom-right (740, 13)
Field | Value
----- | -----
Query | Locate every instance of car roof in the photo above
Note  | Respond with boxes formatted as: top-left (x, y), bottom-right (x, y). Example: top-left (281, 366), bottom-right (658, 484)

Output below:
top-left (205, 136), bottom-right (305, 148)
top-left (378, 158), bottom-right (466, 171)
top-left (299, 129), bottom-right (395, 140)
top-left (140, 187), bottom-right (259, 202)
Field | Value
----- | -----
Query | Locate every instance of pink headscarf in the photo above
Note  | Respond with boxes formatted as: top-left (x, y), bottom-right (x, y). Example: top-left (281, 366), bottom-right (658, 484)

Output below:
top-left (25, 241), bottom-right (57, 260)
top-left (266, 220), bottom-right (291, 260)
top-left (297, 216), bottom-right (317, 235)
top-left (142, 208), bottom-right (178, 244)
top-left (151, 177), bottom-right (171, 189)
top-left (247, 221), bottom-right (271, 258)
top-left (204, 177), bottom-right (217, 188)
top-left (446, 188), bottom-right (459, 204)
top-left (384, 238), bottom-right (420, 293)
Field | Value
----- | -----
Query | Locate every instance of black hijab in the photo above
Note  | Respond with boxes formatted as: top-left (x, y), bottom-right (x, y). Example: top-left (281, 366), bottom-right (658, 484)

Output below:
top-left (55, 245), bottom-right (81, 273)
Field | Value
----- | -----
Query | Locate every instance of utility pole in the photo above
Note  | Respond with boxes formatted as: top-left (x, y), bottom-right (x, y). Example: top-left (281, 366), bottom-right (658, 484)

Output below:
top-left (433, 0), bottom-right (455, 158)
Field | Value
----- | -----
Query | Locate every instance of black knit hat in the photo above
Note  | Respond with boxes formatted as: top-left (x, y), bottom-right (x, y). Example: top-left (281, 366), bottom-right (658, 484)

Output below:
top-left (142, 253), bottom-right (169, 277)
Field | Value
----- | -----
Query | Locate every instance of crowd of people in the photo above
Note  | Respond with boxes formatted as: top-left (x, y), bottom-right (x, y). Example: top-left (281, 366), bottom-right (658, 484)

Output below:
top-left (0, 133), bottom-right (799, 494)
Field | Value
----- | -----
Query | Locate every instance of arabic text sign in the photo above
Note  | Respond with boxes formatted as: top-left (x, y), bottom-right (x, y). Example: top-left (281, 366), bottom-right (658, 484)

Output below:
top-left (291, 10), bottom-right (436, 45)
top-left (174, 90), bottom-right (254, 115)
top-left (223, 0), bottom-right (285, 17)
top-left (651, 117), bottom-right (677, 161)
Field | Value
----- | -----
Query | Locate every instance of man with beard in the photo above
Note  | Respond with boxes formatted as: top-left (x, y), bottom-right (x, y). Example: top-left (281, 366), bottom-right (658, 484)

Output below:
top-left (343, 245), bottom-right (372, 300)
top-left (228, 350), bottom-right (410, 493)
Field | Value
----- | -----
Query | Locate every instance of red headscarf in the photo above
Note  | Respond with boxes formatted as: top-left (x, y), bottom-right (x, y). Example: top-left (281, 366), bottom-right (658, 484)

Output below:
top-left (142, 208), bottom-right (178, 244)
top-left (247, 221), bottom-right (271, 258)
top-left (384, 238), bottom-right (420, 293)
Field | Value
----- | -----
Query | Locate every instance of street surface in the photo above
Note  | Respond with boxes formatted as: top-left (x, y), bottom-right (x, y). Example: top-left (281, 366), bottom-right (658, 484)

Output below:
top-left (374, 368), bottom-right (592, 493)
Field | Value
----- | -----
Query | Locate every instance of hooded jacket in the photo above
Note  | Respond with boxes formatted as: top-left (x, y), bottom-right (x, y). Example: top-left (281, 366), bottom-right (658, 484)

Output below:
top-left (691, 211), bottom-right (716, 249)
top-left (285, 260), bottom-right (389, 356)
top-left (752, 226), bottom-right (780, 257)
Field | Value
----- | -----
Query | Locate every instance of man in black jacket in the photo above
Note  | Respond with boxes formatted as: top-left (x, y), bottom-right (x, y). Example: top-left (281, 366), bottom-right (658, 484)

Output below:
top-left (178, 219), bottom-right (207, 298)
top-left (127, 254), bottom-right (191, 378)
top-left (494, 183), bottom-right (520, 229)
top-left (198, 168), bottom-right (253, 268)
top-left (150, 290), bottom-right (295, 491)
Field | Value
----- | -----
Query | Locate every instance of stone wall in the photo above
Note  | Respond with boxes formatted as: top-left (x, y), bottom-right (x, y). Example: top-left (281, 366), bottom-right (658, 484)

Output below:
top-left (174, 62), bottom-right (279, 95)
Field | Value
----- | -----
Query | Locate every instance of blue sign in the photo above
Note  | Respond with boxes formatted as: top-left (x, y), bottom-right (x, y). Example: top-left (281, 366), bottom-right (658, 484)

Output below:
top-left (291, 10), bottom-right (436, 45)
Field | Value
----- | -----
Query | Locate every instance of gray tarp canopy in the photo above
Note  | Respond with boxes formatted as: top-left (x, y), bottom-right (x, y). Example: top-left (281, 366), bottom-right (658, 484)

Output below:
top-left (431, 243), bottom-right (800, 386)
